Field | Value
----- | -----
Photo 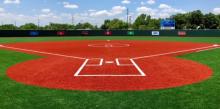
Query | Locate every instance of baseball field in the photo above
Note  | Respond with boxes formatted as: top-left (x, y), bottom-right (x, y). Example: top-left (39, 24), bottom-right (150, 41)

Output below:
top-left (0, 36), bottom-right (220, 109)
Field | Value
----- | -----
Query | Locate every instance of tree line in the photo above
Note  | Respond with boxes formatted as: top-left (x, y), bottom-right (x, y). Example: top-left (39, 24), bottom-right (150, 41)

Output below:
top-left (0, 10), bottom-right (220, 30)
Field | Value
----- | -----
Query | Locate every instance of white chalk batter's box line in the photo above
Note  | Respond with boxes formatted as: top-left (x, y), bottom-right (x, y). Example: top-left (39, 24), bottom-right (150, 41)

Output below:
top-left (74, 58), bottom-right (146, 77)
top-left (116, 58), bottom-right (134, 66)
top-left (85, 58), bottom-right (104, 66)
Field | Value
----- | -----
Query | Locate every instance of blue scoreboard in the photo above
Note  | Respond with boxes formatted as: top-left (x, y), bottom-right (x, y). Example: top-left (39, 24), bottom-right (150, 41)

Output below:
top-left (29, 31), bottom-right (39, 36)
top-left (160, 19), bottom-right (175, 30)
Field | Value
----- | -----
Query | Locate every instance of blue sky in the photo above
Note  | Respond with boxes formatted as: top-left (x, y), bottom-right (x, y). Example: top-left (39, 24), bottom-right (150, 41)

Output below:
top-left (0, 0), bottom-right (220, 26)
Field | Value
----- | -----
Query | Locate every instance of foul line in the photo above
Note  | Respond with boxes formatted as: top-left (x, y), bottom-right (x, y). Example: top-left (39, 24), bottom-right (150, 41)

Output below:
top-left (0, 45), bottom-right (86, 60)
top-left (132, 44), bottom-right (220, 60)
top-left (196, 47), bottom-right (220, 52)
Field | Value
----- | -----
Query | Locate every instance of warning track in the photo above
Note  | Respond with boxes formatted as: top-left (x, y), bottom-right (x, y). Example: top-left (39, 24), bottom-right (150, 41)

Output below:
top-left (1, 40), bottom-right (217, 91)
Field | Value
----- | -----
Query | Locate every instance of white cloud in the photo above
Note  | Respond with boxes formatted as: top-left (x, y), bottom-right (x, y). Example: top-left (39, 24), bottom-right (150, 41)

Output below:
top-left (111, 6), bottom-right (126, 15)
top-left (159, 4), bottom-right (171, 9)
top-left (158, 4), bottom-right (185, 18)
top-left (4, 0), bottom-right (20, 4)
top-left (41, 9), bottom-right (51, 13)
top-left (0, 8), bottom-right (101, 26)
top-left (63, 2), bottom-right (79, 9)
top-left (121, 0), bottom-right (131, 4)
top-left (90, 6), bottom-right (126, 17)
top-left (0, 8), bottom-right (5, 13)
top-left (141, 0), bottom-right (155, 5)
top-left (136, 6), bottom-right (156, 17)
top-left (137, 4), bottom-right (185, 18)
top-left (90, 10), bottom-right (111, 17)
top-left (147, 0), bottom-right (155, 5)
top-left (88, 9), bottom-right (96, 12)
top-left (0, 2), bottom-right (187, 26)
top-left (213, 8), bottom-right (220, 15)
top-left (39, 13), bottom-right (58, 19)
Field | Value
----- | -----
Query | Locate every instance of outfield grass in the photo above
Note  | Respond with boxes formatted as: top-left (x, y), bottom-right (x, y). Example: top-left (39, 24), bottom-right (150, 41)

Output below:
top-left (0, 37), bottom-right (220, 109)
top-left (0, 36), bottom-right (220, 44)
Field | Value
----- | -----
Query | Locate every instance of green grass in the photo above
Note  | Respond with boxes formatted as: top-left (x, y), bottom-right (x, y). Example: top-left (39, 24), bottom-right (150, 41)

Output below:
top-left (0, 36), bottom-right (220, 109)
top-left (0, 36), bottom-right (220, 44)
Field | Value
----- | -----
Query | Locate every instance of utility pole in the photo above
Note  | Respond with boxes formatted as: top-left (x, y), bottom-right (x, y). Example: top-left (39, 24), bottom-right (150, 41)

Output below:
top-left (14, 21), bottom-right (17, 30)
top-left (128, 15), bottom-right (132, 29)
top-left (71, 14), bottom-right (74, 25)
top-left (71, 14), bottom-right (74, 30)
top-left (37, 16), bottom-right (40, 30)
top-left (126, 7), bottom-right (129, 30)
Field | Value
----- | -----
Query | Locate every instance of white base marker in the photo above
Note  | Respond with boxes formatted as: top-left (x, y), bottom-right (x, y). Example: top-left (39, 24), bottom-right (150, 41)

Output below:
top-left (105, 61), bottom-right (114, 64)
top-left (213, 44), bottom-right (219, 47)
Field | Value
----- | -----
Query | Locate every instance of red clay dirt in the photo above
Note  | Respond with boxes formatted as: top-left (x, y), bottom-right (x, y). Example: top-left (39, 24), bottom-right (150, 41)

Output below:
top-left (1, 40), bottom-right (214, 91)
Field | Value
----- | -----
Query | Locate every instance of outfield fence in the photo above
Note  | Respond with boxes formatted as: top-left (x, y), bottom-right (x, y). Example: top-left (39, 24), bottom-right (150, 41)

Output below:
top-left (0, 30), bottom-right (220, 37)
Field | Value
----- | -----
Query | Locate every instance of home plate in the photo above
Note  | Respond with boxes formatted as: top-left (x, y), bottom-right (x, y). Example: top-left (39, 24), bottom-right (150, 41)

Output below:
top-left (105, 61), bottom-right (114, 64)
top-left (213, 44), bottom-right (219, 47)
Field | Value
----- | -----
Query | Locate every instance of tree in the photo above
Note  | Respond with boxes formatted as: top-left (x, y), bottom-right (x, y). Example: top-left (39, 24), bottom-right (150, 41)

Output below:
top-left (133, 14), bottom-right (151, 30)
top-left (173, 14), bottom-right (188, 29)
top-left (44, 23), bottom-right (74, 30)
top-left (0, 24), bottom-right (17, 30)
top-left (82, 22), bottom-right (94, 29)
top-left (75, 22), bottom-right (94, 29)
top-left (108, 19), bottom-right (127, 29)
top-left (132, 14), bottom-right (160, 30)
top-left (100, 19), bottom-right (127, 29)
top-left (204, 13), bottom-right (219, 29)
top-left (188, 10), bottom-right (204, 29)
top-left (146, 19), bottom-right (160, 29)
top-left (19, 23), bottom-right (38, 30)
top-left (215, 14), bottom-right (220, 29)
top-left (101, 20), bottom-right (111, 29)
